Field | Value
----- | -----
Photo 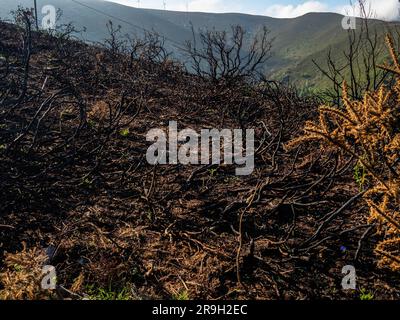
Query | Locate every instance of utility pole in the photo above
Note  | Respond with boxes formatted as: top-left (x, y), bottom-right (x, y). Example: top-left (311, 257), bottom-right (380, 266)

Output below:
top-left (33, 0), bottom-right (39, 30)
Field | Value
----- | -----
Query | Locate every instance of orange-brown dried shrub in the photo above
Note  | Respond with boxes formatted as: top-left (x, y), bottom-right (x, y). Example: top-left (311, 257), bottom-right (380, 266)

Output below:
top-left (288, 35), bottom-right (400, 271)
top-left (0, 243), bottom-right (52, 300)
top-left (88, 100), bottom-right (110, 123)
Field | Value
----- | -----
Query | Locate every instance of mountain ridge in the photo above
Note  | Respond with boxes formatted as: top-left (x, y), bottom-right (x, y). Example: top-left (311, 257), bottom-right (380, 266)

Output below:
top-left (0, 0), bottom-right (394, 88)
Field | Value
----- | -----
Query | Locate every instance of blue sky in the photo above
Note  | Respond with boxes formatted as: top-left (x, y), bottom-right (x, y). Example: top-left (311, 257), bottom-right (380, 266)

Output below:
top-left (107, 0), bottom-right (400, 20)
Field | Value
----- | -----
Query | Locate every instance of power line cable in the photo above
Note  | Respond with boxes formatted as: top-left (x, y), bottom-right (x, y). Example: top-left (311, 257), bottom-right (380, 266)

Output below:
top-left (69, 0), bottom-right (187, 51)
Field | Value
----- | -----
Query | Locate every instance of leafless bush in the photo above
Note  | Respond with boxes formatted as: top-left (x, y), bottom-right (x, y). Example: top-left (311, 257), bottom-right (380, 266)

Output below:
top-left (9, 7), bottom-right (34, 105)
top-left (104, 21), bottom-right (126, 57)
top-left (102, 21), bottom-right (170, 71)
top-left (140, 31), bottom-right (170, 64)
top-left (314, 0), bottom-right (395, 105)
top-left (45, 9), bottom-right (86, 47)
top-left (184, 25), bottom-right (273, 85)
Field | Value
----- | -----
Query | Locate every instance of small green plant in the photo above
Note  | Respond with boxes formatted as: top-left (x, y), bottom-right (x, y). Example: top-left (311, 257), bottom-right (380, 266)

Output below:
top-left (13, 264), bottom-right (23, 272)
top-left (119, 128), bottom-right (130, 137)
top-left (85, 285), bottom-right (132, 301)
top-left (224, 176), bottom-right (240, 183)
top-left (87, 119), bottom-right (96, 129)
top-left (173, 290), bottom-right (189, 301)
top-left (146, 209), bottom-right (153, 221)
top-left (208, 168), bottom-right (218, 178)
top-left (200, 169), bottom-right (218, 191)
top-left (353, 160), bottom-right (368, 191)
top-left (80, 176), bottom-right (95, 189)
top-left (0, 144), bottom-right (6, 151)
top-left (359, 288), bottom-right (374, 301)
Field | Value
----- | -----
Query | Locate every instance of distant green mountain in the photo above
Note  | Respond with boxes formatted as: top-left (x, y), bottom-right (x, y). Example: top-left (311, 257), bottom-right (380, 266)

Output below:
top-left (0, 0), bottom-right (396, 90)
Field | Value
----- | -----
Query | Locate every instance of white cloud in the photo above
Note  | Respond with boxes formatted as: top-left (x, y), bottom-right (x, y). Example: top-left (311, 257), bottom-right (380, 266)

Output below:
top-left (337, 0), bottom-right (399, 21)
top-left (264, 1), bottom-right (329, 19)
top-left (264, 0), bottom-right (399, 21)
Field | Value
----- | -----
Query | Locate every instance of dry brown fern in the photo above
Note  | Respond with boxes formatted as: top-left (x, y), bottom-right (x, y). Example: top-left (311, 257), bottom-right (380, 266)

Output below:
top-left (0, 243), bottom-right (53, 300)
top-left (288, 35), bottom-right (400, 271)
top-left (88, 100), bottom-right (110, 123)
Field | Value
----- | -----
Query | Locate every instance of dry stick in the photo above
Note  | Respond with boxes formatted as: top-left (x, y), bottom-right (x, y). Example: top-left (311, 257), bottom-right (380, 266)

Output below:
top-left (354, 224), bottom-right (375, 262)
top-left (186, 164), bottom-right (213, 183)
top-left (236, 179), bottom-right (269, 287)
top-left (0, 224), bottom-right (15, 229)
top-left (142, 165), bottom-right (158, 201)
top-left (254, 120), bottom-right (272, 155)
top-left (56, 285), bottom-right (84, 300)
top-left (14, 12), bottom-right (32, 106)
top-left (300, 162), bottom-right (337, 197)
top-left (299, 224), bottom-right (372, 253)
top-left (302, 190), bottom-right (366, 247)
top-left (11, 92), bottom-right (59, 146)
top-left (271, 122), bottom-right (283, 170)
top-left (236, 211), bottom-right (249, 287)
top-left (275, 146), bottom-right (301, 183)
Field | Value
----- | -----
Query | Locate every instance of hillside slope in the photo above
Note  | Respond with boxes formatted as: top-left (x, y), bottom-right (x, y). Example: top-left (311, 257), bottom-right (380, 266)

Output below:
top-left (1, 0), bottom-right (395, 89)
